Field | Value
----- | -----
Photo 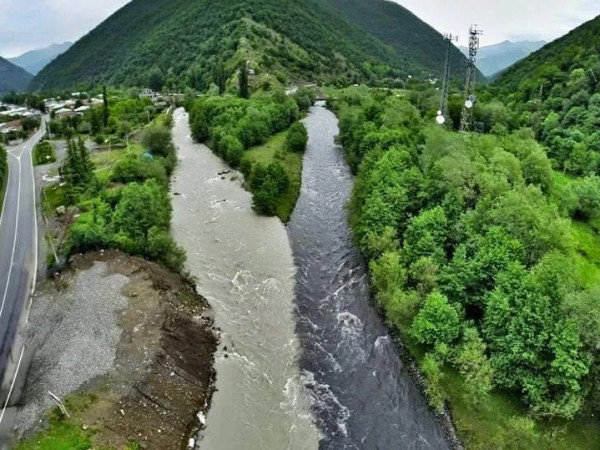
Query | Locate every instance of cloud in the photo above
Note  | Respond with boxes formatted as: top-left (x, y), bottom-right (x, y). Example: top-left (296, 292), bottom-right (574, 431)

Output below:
top-left (395, 0), bottom-right (600, 46)
top-left (0, 0), bottom-right (130, 58)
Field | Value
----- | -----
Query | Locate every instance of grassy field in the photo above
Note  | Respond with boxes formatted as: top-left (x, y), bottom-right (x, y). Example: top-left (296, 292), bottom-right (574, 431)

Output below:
top-left (242, 131), bottom-right (303, 222)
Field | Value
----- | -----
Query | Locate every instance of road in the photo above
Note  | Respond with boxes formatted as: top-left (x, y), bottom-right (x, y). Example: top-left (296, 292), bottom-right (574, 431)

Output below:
top-left (0, 125), bottom-right (43, 383)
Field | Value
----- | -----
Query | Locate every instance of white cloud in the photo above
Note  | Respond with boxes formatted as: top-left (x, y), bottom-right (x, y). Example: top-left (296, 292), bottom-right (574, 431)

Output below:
top-left (0, 0), bottom-right (130, 57)
top-left (1, 0), bottom-right (599, 58)
top-left (395, 0), bottom-right (600, 46)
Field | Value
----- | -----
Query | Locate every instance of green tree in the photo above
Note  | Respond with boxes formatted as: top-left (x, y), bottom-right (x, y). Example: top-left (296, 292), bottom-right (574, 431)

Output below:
top-left (141, 126), bottom-right (173, 158)
top-left (411, 291), bottom-right (461, 347)
top-left (286, 121), bottom-right (308, 152)
top-left (239, 63), bottom-right (249, 99)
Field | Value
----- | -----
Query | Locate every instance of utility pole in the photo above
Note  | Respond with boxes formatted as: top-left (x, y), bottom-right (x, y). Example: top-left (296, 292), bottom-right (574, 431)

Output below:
top-left (459, 25), bottom-right (483, 132)
top-left (437, 33), bottom-right (458, 126)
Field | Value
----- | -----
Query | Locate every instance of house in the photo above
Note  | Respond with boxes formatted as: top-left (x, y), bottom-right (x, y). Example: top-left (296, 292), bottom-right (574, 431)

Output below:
top-left (55, 108), bottom-right (77, 119)
top-left (75, 105), bottom-right (91, 115)
top-left (0, 120), bottom-right (23, 142)
top-left (140, 88), bottom-right (160, 100)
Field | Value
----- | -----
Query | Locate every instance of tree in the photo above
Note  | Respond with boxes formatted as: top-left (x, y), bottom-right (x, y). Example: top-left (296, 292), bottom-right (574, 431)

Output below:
top-left (148, 66), bottom-right (165, 92)
top-left (286, 121), bottom-right (308, 152)
top-left (411, 291), bottom-right (461, 347)
top-left (102, 86), bottom-right (109, 128)
top-left (239, 62), bottom-right (249, 99)
top-left (141, 126), bottom-right (173, 158)
top-left (454, 326), bottom-right (493, 405)
top-left (214, 60), bottom-right (227, 95)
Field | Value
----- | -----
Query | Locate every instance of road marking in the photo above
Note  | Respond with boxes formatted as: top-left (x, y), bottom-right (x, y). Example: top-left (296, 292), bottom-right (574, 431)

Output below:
top-left (27, 125), bottom-right (40, 320)
top-left (0, 345), bottom-right (25, 425)
top-left (0, 154), bottom-right (22, 321)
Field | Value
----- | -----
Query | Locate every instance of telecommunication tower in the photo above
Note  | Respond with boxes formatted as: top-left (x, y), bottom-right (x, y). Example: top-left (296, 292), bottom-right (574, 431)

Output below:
top-left (459, 25), bottom-right (483, 132)
top-left (436, 34), bottom-right (458, 126)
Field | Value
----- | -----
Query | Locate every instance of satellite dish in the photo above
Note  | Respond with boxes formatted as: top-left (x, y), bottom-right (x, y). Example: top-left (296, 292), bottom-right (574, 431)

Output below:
top-left (465, 100), bottom-right (474, 109)
top-left (436, 115), bottom-right (446, 125)
top-left (437, 110), bottom-right (442, 116)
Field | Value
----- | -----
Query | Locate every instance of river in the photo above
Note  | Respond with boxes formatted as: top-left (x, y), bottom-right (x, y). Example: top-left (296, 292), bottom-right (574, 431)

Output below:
top-left (170, 108), bottom-right (320, 449)
top-left (171, 104), bottom-right (448, 450)
top-left (288, 102), bottom-right (448, 449)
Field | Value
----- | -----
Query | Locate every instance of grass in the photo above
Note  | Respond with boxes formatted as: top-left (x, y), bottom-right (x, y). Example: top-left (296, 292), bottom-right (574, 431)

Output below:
top-left (33, 141), bottom-right (57, 166)
top-left (15, 393), bottom-right (97, 450)
top-left (41, 183), bottom-right (67, 218)
top-left (242, 131), bottom-right (303, 222)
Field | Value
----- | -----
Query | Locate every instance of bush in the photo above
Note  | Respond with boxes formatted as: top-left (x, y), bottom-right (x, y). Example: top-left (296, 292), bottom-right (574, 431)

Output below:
top-left (110, 154), bottom-right (168, 186)
top-left (33, 141), bottom-right (56, 166)
top-left (141, 125), bottom-right (173, 157)
top-left (250, 162), bottom-right (290, 215)
top-left (569, 175), bottom-right (600, 220)
top-left (286, 121), bottom-right (308, 153)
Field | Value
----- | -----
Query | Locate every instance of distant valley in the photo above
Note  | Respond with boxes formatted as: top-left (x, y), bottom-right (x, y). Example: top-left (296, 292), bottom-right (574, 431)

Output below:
top-left (460, 39), bottom-right (546, 77)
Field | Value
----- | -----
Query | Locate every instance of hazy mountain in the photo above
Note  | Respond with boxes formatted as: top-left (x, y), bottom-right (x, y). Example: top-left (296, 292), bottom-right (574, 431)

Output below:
top-left (460, 40), bottom-right (546, 77)
top-left (0, 57), bottom-right (33, 94)
top-left (31, 0), bottom-right (471, 91)
top-left (8, 42), bottom-right (73, 76)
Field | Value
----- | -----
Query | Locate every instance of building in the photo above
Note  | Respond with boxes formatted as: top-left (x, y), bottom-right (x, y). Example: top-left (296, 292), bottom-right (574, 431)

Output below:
top-left (55, 108), bottom-right (77, 119)
top-left (0, 120), bottom-right (23, 143)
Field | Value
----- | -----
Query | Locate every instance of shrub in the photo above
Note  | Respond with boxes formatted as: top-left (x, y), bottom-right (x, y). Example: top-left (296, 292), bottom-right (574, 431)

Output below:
top-left (141, 125), bottom-right (173, 157)
top-left (286, 121), bottom-right (308, 153)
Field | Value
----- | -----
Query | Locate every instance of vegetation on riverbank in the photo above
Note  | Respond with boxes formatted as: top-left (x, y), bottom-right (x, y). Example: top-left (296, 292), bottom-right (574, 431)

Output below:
top-left (188, 90), bottom-right (309, 221)
top-left (38, 91), bottom-right (185, 273)
top-left (330, 86), bottom-right (600, 449)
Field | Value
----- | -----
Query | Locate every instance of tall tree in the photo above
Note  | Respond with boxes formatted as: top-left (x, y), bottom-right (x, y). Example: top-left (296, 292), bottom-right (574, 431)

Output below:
top-left (239, 62), bottom-right (249, 99)
top-left (102, 86), bottom-right (109, 128)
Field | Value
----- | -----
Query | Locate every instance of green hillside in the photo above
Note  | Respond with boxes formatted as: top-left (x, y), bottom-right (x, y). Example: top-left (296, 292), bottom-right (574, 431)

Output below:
top-left (493, 14), bottom-right (600, 175)
top-left (0, 57), bottom-right (33, 94)
top-left (31, 0), bottom-right (469, 91)
top-left (320, 0), bottom-right (475, 80)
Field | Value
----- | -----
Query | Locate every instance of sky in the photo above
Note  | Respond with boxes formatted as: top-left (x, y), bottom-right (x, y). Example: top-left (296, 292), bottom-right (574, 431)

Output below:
top-left (1, 0), bottom-right (600, 58)
top-left (396, 0), bottom-right (600, 48)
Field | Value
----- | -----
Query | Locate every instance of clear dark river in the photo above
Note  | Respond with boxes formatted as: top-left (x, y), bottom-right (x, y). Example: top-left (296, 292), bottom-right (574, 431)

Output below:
top-left (288, 102), bottom-right (449, 450)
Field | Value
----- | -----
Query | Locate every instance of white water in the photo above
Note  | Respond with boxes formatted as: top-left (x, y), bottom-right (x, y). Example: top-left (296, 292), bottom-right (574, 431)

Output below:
top-left (170, 108), bottom-right (320, 449)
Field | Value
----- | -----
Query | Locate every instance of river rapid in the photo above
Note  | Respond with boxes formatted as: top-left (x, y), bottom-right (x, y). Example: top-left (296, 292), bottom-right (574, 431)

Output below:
top-left (171, 108), bottom-right (320, 449)
top-left (288, 103), bottom-right (448, 449)
top-left (171, 104), bottom-right (448, 450)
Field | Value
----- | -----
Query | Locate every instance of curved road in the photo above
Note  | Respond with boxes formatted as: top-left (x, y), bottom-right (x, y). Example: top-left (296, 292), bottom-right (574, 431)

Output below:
top-left (0, 125), bottom-right (43, 386)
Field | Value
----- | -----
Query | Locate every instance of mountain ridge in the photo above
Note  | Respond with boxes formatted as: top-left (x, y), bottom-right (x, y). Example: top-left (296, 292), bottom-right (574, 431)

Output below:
top-left (8, 42), bottom-right (73, 76)
top-left (0, 57), bottom-right (33, 94)
top-left (31, 0), bottom-right (472, 91)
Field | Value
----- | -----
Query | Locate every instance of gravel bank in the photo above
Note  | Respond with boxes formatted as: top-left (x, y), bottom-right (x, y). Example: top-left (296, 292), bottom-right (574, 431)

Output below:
top-left (9, 251), bottom-right (217, 449)
top-left (16, 261), bottom-right (128, 432)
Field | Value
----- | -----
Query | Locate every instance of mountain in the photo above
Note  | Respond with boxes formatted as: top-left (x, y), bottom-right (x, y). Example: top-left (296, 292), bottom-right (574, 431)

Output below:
top-left (0, 57), bottom-right (33, 94)
top-left (494, 14), bottom-right (600, 175)
top-left (319, 0), bottom-right (475, 79)
top-left (31, 0), bottom-right (471, 91)
top-left (460, 40), bottom-right (546, 77)
top-left (8, 42), bottom-right (73, 76)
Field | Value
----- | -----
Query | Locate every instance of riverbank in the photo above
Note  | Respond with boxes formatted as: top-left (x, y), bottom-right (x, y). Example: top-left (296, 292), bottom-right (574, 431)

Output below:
top-left (10, 250), bottom-right (217, 449)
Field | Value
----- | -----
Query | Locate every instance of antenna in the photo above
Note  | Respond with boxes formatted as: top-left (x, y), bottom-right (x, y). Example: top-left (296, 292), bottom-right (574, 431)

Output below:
top-left (459, 25), bottom-right (483, 132)
top-left (437, 33), bottom-right (459, 126)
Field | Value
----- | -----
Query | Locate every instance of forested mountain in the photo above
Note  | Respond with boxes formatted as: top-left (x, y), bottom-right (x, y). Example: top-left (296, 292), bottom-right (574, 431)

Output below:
top-left (460, 40), bottom-right (545, 77)
top-left (31, 0), bottom-right (470, 91)
top-left (0, 57), bottom-right (33, 94)
top-left (320, 0), bottom-right (475, 79)
top-left (493, 14), bottom-right (600, 176)
top-left (8, 42), bottom-right (73, 75)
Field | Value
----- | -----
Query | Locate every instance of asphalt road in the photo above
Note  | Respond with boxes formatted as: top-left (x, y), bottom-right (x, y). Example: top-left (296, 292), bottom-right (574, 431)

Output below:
top-left (0, 125), bottom-right (44, 379)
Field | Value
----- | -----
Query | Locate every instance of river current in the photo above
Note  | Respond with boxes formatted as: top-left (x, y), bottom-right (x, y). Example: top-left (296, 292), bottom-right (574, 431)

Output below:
top-left (171, 104), bottom-right (447, 449)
